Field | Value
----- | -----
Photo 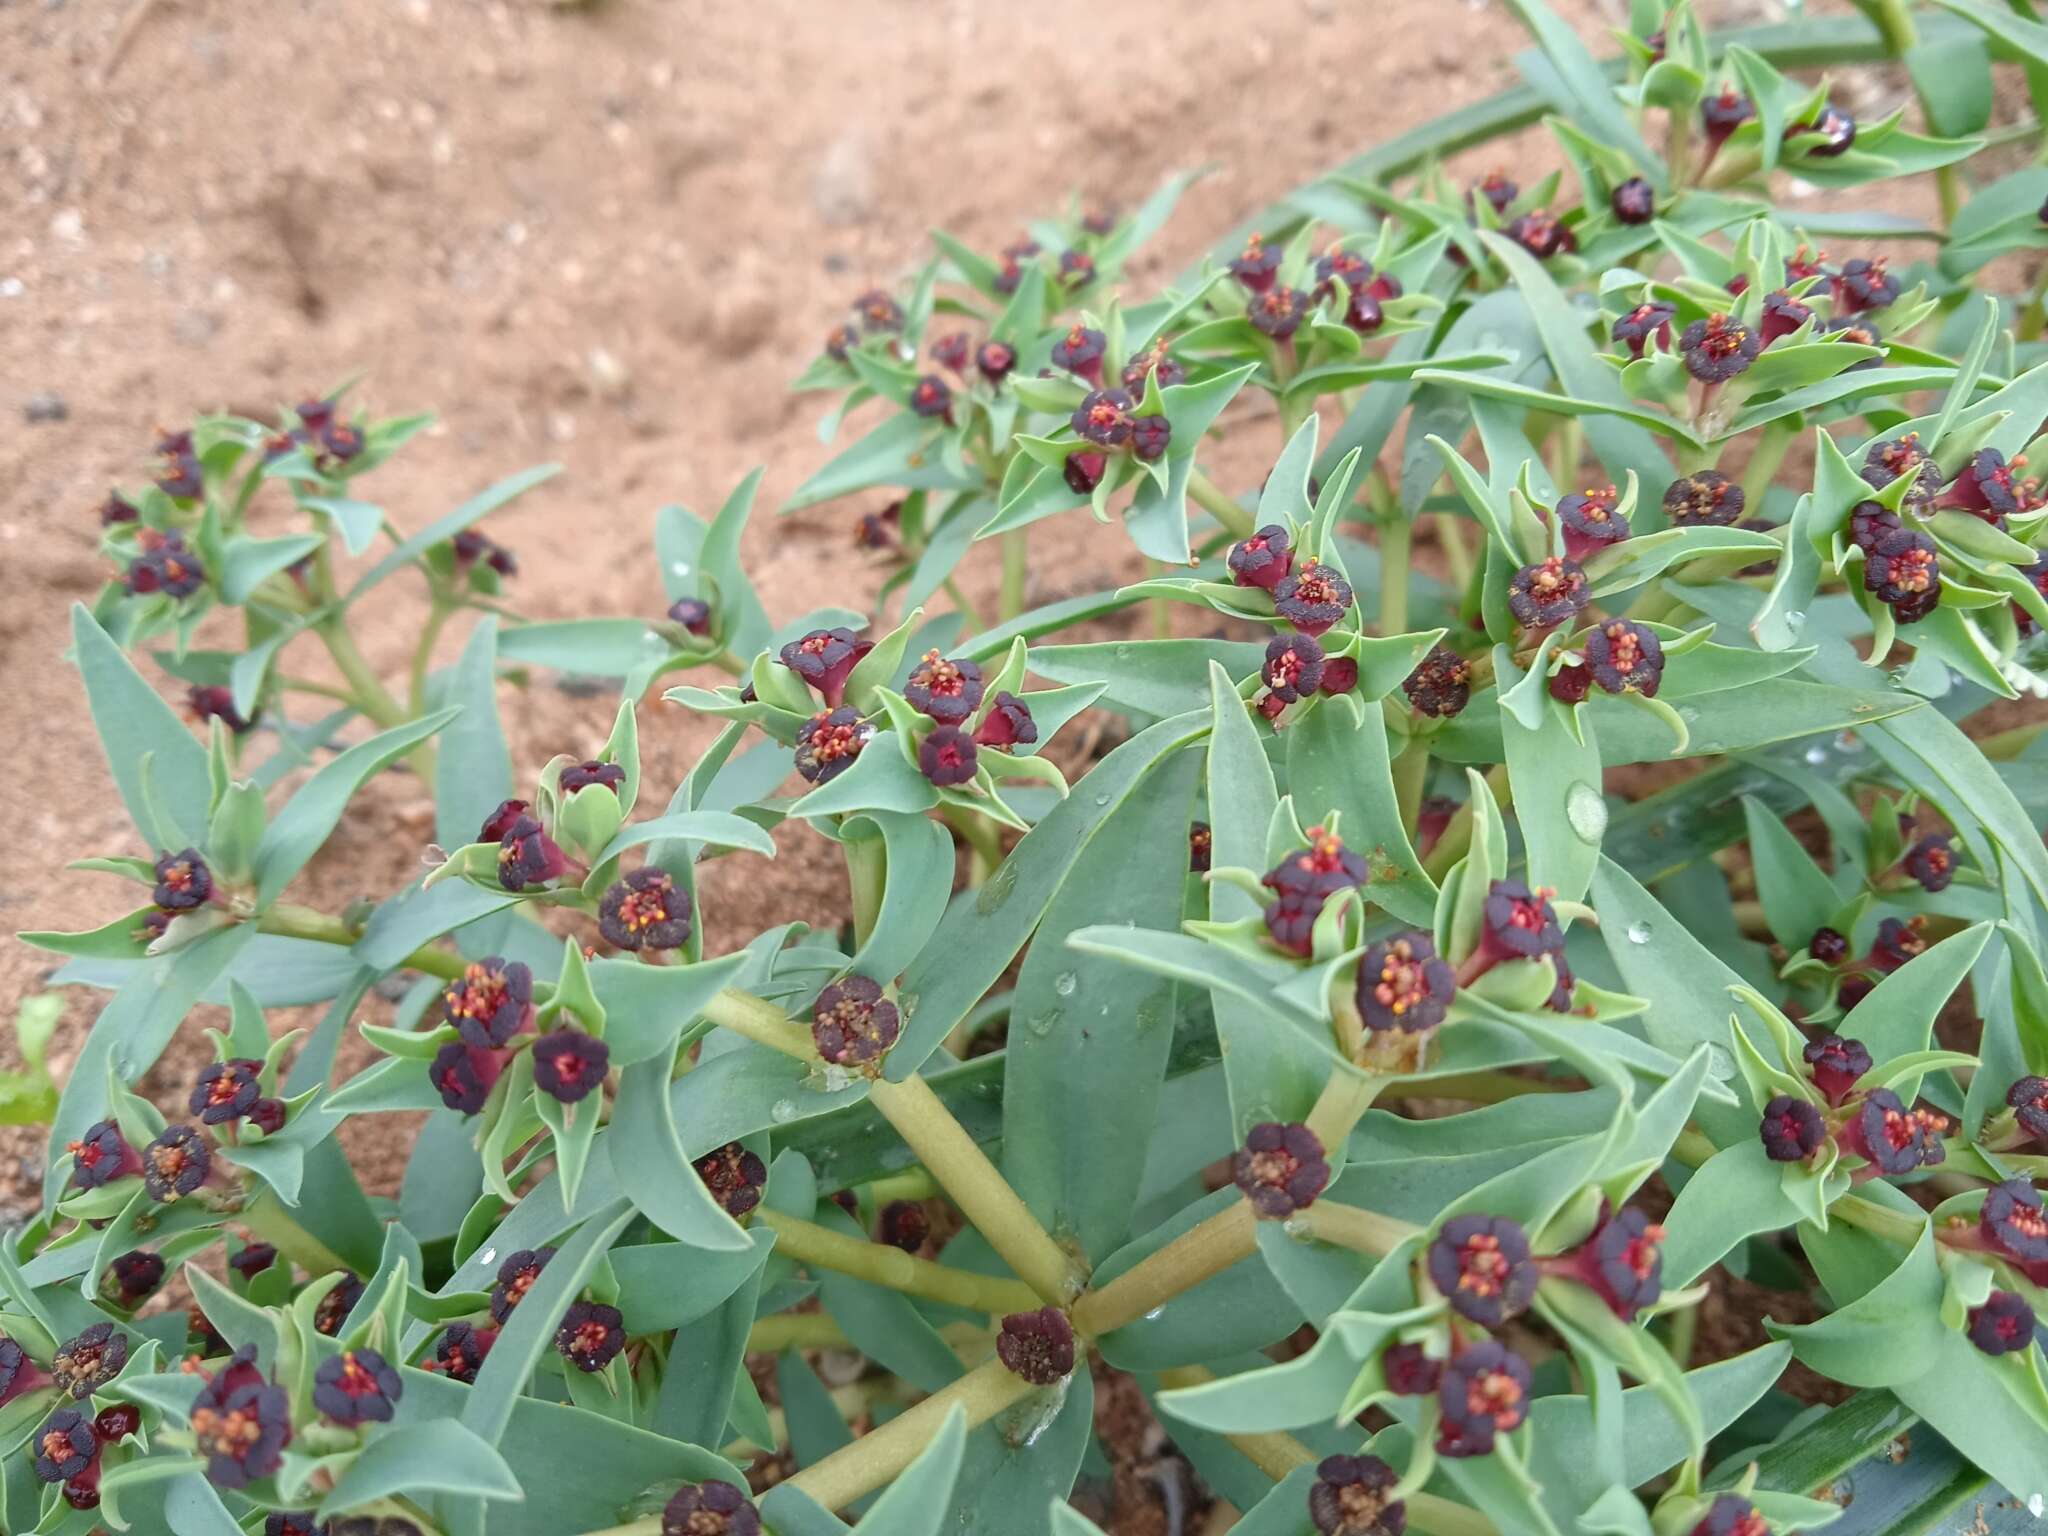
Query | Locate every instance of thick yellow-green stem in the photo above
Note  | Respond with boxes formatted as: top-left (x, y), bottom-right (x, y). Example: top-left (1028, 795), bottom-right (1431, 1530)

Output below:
top-left (1071, 1202), bottom-right (1254, 1338)
top-left (757, 1209), bottom-right (1042, 1314)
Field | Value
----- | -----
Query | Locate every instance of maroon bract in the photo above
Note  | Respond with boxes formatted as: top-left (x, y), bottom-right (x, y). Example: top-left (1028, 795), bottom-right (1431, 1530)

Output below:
top-left (824, 323), bottom-right (860, 362)
top-left (930, 331), bottom-right (970, 372)
top-left (560, 760), bottom-right (624, 794)
top-left (555, 1301), bottom-right (626, 1372)
top-left (1583, 620), bottom-right (1664, 697)
top-left (1507, 557), bottom-right (1588, 630)
top-left (856, 290), bottom-right (903, 334)
top-left (1758, 288), bottom-right (1813, 345)
top-left (1980, 1178), bottom-right (2048, 1270)
top-left (1871, 916), bottom-right (1927, 972)
top-left (796, 708), bottom-right (873, 784)
top-left (1229, 525), bottom-right (1295, 590)
top-left (154, 430), bottom-right (203, 500)
top-left (1059, 248), bottom-right (1095, 286)
top-left (909, 374), bottom-right (953, 421)
top-left (1314, 246), bottom-right (1374, 297)
top-left (313, 1347), bottom-right (401, 1425)
top-left (190, 1058), bottom-right (262, 1125)
top-left (107, 1251), bottom-right (163, 1306)
top-left (229, 1243), bottom-right (277, 1279)
top-left (662, 1481), bottom-right (762, 1536)
top-left (1427, 1214), bottom-right (1536, 1326)
top-left (904, 650), bottom-right (986, 724)
top-left (2008, 1075), bottom-right (2048, 1146)
top-left (1319, 656), bottom-right (1359, 695)
top-left (314, 1273), bottom-right (364, 1336)
top-left (1832, 257), bottom-right (1900, 315)
top-left (426, 1321), bottom-right (497, 1384)
top-left (919, 724), bottom-right (979, 787)
top-left (0, 1338), bottom-right (51, 1408)
top-left (779, 627), bottom-right (865, 707)
top-left (996, 1307), bottom-right (1075, 1385)
top-left (431, 1042), bottom-right (503, 1115)
top-left (812, 976), bottom-right (901, 1066)
top-left (1122, 342), bottom-right (1186, 394)
top-left (598, 867), bottom-right (693, 951)
top-left (441, 957), bottom-right (535, 1048)
top-left (1552, 487), bottom-right (1629, 562)
top-left (490, 1248), bottom-right (554, 1324)
top-left (1473, 170), bottom-right (1519, 216)
top-left (1680, 313), bottom-right (1760, 383)
top-left (1941, 448), bottom-right (2022, 523)
top-left (67, 1120), bottom-right (142, 1191)
top-left (1262, 633), bottom-right (1326, 704)
top-left (1343, 288), bottom-right (1385, 333)
top-left (1566, 1207), bottom-right (1665, 1319)
top-left (33, 1408), bottom-right (98, 1483)
top-left (93, 1403), bottom-right (140, 1444)
top-left (977, 340), bottom-right (1017, 384)
top-left (1051, 325), bottom-right (1108, 383)
top-left (878, 1200), bottom-right (930, 1252)
top-left (1232, 1122), bottom-right (1330, 1219)
top-left (1274, 562), bottom-right (1354, 636)
top-left (1064, 450), bottom-right (1107, 495)
top-left (975, 692), bottom-right (1038, 749)
top-left (1849, 500), bottom-right (1902, 554)
top-left (1383, 1342), bottom-right (1442, 1396)
top-left (1504, 209), bottom-right (1574, 260)
top-left (1903, 833), bottom-right (1956, 892)
top-left (1261, 827), bottom-right (1366, 956)
top-left (1229, 233), bottom-right (1282, 292)
top-left (1691, 1495), bottom-right (1770, 1536)
top-left (187, 685), bottom-right (255, 734)
top-left (1436, 1339), bottom-right (1531, 1457)
top-left (1798, 104), bottom-right (1857, 157)
top-left (1130, 414), bottom-right (1172, 461)
top-left (497, 815), bottom-right (569, 892)
top-left (99, 491), bottom-right (139, 526)
top-left (1842, 1088), bottom-right (1948, 1176)
top-left (1548, 663), bottom-right (1593, 704)
top-left (1416, 797), bottom-right (1458, 860)
top-left (1612, 301), bottom-right (1674, 359)
top-left (143, 1125), bottom-right (209, 1203)
top-left (153, 848), bottom-right (213, 911)
top-left (1760, 1094), bottom-right (1824, 1162)
top-left (478, 799), bottom-right (530, 842)
top-left (1664, 470), bottom-right (1743, 527)
top-left (1071, 387), bottom-right (1134, 447)
top-left (1249, 286), bottom-right (1310, 340)
top-left (1808, 927), bottom-right (1847, 966)
top-left (1802, 1034), bottom-right (1871, 1106)
top-left (248, 1097), bottom-right (285, 1136)
top-left (1967, 1291), bottom-right (2037, 1356)
top-left (1610, 177), bottom-right (1655, 224)
top-left (1189, 823), bottom-right (1213, 873)
top-left (1479, 879), bottom-right (1565, 966)
top-left (1309, 1453), bottom-right (1406, 1536)
top-left (532, 1029), bottom-right (610, 1104)
top-left (267, 1515), bottom-right (323, 1536)
top-left (694, 1141), bottom-right (768, 1218)
top-left (1700, 88), bottom-right (1756, 157)
top-left (1357, 932), bottom-right (1455, 1033)
top-left (188, 1346), bottom-right (291, 1488)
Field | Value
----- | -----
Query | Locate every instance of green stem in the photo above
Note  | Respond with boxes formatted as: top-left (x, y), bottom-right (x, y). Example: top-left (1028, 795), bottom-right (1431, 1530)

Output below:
top-left (279, 676), bottom-right (364, 706)
top-left (1072, 1202), bottom-right (1254, 1337)
top-left (258, 904), bottom-right (467, 981)
top-left (1436, 512), bottom-right (1472, 593)
top-left (999, 529), bottom-right (1029, 622)
top-left (701, 987), bottom-right (818, 1059)
top-left (1188, 467), bottom-right (1255, 538)
top-left (940, 576), bottom-right (986, 633)
top-left (408, 599), bottom-right (455, 718)
top-left (1379, 517), bottom-right (1411, 637)
top-left (787, 1359), bottom-right (1032, 1511)
top-left (757, 1209), bottom-right (1042, 1314)
top-left (1305, 1068), bottom-right (1382, 1152)
top-left (1391, 737), bottom-right (1430, 834)
top-left (1867, 0), bottom-right (1917, 55)
top-left (1304, 1201), bottom-right (1421, 1257)
top-left (938, 804), bottom-right (1002, 885)
top-left (1739, 419), bottom-right (1795, 513)
top-left (239, 1189), bottom-right (353, 1274)
top-left (843, 832), bottom-right (887, 950)
top-left (314, 620), bottom-right (406, 729)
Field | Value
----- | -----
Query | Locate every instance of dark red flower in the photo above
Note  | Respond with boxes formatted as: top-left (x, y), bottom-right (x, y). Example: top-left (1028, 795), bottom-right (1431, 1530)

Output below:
top-left (1848, 501), bottom-right (1902, 555)
top-left (266, 1514), bottom-right (323, 1536)
top-left (975, 692), bottom-right (1038, 749)
top-left (1249, 286), bottom-right (1310, 341)
top-left (2007, 1075), bottom-right (2048, 1147)
top-left (1583, 619), bottom-right (1664, 697)
top-left (1981, 1178), bottom-right (2048, 1267)
top-left (99, 491), bottom-right (139, 526)
top-left (441, 958), bottom-right (535, 1049)
top-left (1838, 975), bottom-right (1875, 1012)
top-left (52, 1323), bottom-right (127, 1400)
top-left (977, 341), bottom-right (1017, 384)
top-left (856, 290), bottom-right (903, 334)
top-left (1436, 1339), bottom-right (1531, 1457)
top-left (1130, 414), bottom-right (1172, 462)
top-left (1342, 287), bottom-right (1385, 333)
top-left (143, 1125), bottom-right (209, 1203)
top-left (1700, 89), bottom-right (1756, 155)
top-left (695, 1141), bottom-right (767, 1218)
top-left (1610, 178), bottom-right (1655, 224)
top-left (1612, 301), bottom-right (1675, 359)
top-left (190, 1058), bottom-right (263, 1126)
top-left (1309, 1453), bottom-right (1406, 1536)
top-left (229, 1243), bottom-right (277, 1280)
top-left (313, 1347), bottom-right (401, 1425)
top-left (34, 1408), bottom-right (98, 1483)
top-left (824, 323), bottom-right (860, 362)
top-left (555, 1301), bottom-right (625, 1372)
top-left (1415, 798), bottom-right (1457, 860)
top-left (1229, 233), bottom-right (1282, 293)
top-left (1797, 104), bottom-right (1857, 157)
top-left (1760, 1093), bottom-right (1824, 1162)
top-left (1064, 450), bottom-right (1107, 495)
top-left (187, 685), bottom-right (255, 734)
top-left (904, 650), bottom-right (986, 725)
top-left (1472, 170), bottom-right (1519, 216)
top-left (1382, 1341), bottom-right (1442, 1397)
top-left (496, 815), bottom-right (569, 892)
top-left (93, 1403), bottom-right (141, 1444)
top-left (1691, 1494), bottom-right (1770, 1536)
top-left (812, 976), bottom-right (901, 1066)
top-left (1189, 823), bottom-right (1213, 873)
top-left (1821, 315), bottom-right (1886, 369)
top-left (560, 761), bottom-right (625, 796)
top-left (2021, 553), bottom-right (2048, 634)
top-left (1260, 828), bottom-right (1366, 956)
top-left (431, 1042), bottom-right (502, 1115)
top-left (1568, 1207), bottom-right (1665, 1319)
top-left (1940, 448), bottom-right (2022, 523)
top-left (877, 1200), bottom-right (930, 1252)
top-left (188, 1346), bottom-right (291, 1488)
top-left (452, 529), bottom-right (517, 577)
top-left (1904, 833), bottom-right (1956, 892)
top-left (795, 707), bottom-right (873, 784)
top-left (0, 1337), bottom-right (49, 1407)
top-left (153, 848), bottom-right (213, 912)
top-left (532, 1028), bottom-right (610, 1104)
top-left (1864, 528), bottom-right (1940, 622)
top-left (1058, 249), bottom-right (1095, 286)
top-left (248, 1097), bottom-right (285, 1135)
top-left (1051, 325), bottom-right (1108, 383)
top-left (919, 724), bottom-right (979, 787)
top-left (1314, 246), bottom-right (1374, 297)
top-left (1550, 486), bottom-right (1629, 562)
top-left (1759, 288), bottom-right (1813, 346)
top-left (909, 374), bottom-right (953, 422)
top-left (1803, 1034), bottom-right (1871, 1107)
top-left (1664, 471), bottom-right (1743, 527)
top-left (1968, 1290), bottom-right (2037, 1356)
top-left (996, 1307), bottom-right (1075, 1385)
top-left (1681, 313), bottom-right (1760, 383)
top-left (1427, 1214), bottom-right (1536, 1326)
top-left (490, 1248), bottom-right (554, 1324)
top-left (67, 1120), bottom-right (142, 1191)
top-left (1072, 387), bottom-right (1135, 447)
top-left (780, 627), bottom-right (865, 707)
top-left (1262, 633), bottom-right (1326, 704)
top-left (1122, 342), bottom-right (1186, 394)
top-left (1871, 918), bottom-right (1927, 976)
top-left (1229, 525), bottom-right (1294, 590)
top-left (992, 256), bottom-right (1024, 295)
top-left (1842, 1088), bottom-right (1948, 1176)
top-left (106, 1251), bottom-right (163, 1306)
top-left (1357, 932), bottom-right (1455, 1033)
top-left (1480, 879), bottom-right (1564, 966)
top-left (661, 1480), bottom-right (762, 1536)
top-left (1319, 656), bottom-right (1360, 695)
top-left (314, 1272), bottom-right (364, 1337)
top-left (1274, 562), bottom-right (1354, 636)
top-left (1504, 209), bottom-right (1575, 260)
top-left (127, 530), bottom-right (207, 597)
top-left (599, 868), bottom-right (693, 952)
top-left (1232, 1122), bottom-right (1330, 1219)
top-left (1507, 557), bottom-right (1589, 630)
top-left (154, 430), bottom-right (203, 500)
top-left (1832, 257), bottom-right (1900, 316)
top-left (930, 331), bottom-right (971, 373)
top-left (477, 799), bottom-right (530, 842)
top-left (426, 1321), bottom-right (497, 1384)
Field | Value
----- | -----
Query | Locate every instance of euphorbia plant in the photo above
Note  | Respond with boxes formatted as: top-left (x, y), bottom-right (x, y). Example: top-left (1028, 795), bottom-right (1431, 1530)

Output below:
top-left (14, 1), bottom-right (2048, 1533)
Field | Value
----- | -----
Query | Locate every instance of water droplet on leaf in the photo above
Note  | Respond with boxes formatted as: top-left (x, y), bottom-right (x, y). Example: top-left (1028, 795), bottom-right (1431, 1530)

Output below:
top-left (1565, 782), bottom-right (1607, 844)
top-left (1053, 972), bottom-right (1077, 997)
top-left (1626, 920), bottom-right (1652, 945)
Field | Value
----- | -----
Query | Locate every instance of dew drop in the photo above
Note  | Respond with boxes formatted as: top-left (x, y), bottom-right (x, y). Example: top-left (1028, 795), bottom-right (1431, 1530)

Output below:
top-left (1626, 920), bottom-right (1653, 945)
top-left (1053, 972), bottom-right (1078, 997)
top-left (669, 561), bottom-right (693, 578)
top-left (1803, 743), bottom-right (1828, 765)
top-left (1143, 1306), bottom-right (1166, 1321)
top-left (1565, 782), bottom-right (1607, 845)
top-left (1281, 1215), bottom-right (1315, 1242)
top-left (975, 863), bottom-right (1019, 915)
top-left (478, 1247), bottom-right (496, 1267)
top-left (1782, 609), bottom-right (1806, 631)
top-left (817, 1065), bottom-right (855, 1093)
top-left (770, 1098), bottom-right (800, 1123)
top-left (1025, 1010), bottom-right (1060, 1038)
top-left (1093, 792), bottom-right (1111, 806)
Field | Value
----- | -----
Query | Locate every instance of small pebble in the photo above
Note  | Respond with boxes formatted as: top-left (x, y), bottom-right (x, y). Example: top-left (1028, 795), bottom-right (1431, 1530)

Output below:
top-left (23, 390), bottom-right (66, 423)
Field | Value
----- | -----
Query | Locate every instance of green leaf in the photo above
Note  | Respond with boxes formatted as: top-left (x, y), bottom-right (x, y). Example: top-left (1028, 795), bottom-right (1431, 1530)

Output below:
top-left (346, 463), bottom-right (561, 602)
top-left (1740, 796), bottom-right (1842, 950)
top-left (1774, 1224), bottom-right (1946, 1388)
top-left (220, 533), bottom-right (326, 604)
top-left (318, 1418), bottom-right (522, 1515)
top-left (1662, 1139), bottom-right (1815, 1287)
top-left (784, 413), bottom-right (983, 511)
top-left (434, 617), bottom-right (514, 855)
top-left (1502, 678), bottom-right (1603, 907)
top-left (70, 604), bottom-right (213, 851)
top-left (1498, 0), bottom-right (1655, 170)
top-left (497, 617), bottom-right (676, 678)
top-left (1848, 923), bottom-right (1992, 1099)
top-left (608, 1037), bottom-right (754, 1251)
top-left (1284, 696), bottom-right (1436, 925)
top-left (851, 1406), bottom-right (967, 1535)
top-left (253, 709), bottom-right (458, 906)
